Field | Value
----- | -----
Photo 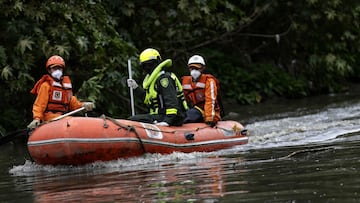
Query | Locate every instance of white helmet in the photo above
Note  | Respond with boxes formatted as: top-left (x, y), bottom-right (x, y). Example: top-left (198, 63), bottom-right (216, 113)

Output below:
top-left (187, 55), bottom-right (205, 66)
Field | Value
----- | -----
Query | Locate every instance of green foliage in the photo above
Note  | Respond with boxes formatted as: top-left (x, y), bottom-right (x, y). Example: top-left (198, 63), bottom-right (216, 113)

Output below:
top-left (0, 0), bottom-right (136, 132)
top-left (1, 0), bottom-right (360, 132)
top-left (213, 59), bottom-right (308, 104)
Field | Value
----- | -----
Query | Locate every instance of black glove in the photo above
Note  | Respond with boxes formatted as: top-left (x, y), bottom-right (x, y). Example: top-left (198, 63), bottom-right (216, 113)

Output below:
top-left (206, 121), bottom-right (216, 127)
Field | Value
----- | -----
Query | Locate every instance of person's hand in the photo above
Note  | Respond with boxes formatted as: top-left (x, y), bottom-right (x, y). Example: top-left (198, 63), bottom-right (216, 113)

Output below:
top-left (27, 119), bottom-right (40, 129)
top-left (82, 102), bottom-right (95, 111)
top-left (127, 79), bottom-right (138, 89)
top-left (205, 121), bottom-right (216, 127)
top-left (155, 122), bottom-right (169, 126)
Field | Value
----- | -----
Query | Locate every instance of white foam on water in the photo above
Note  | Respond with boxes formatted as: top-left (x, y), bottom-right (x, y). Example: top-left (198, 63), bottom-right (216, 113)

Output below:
top-left (9, 151), bottom-right (210, 176)
top-left (239, 101), bottom-right (360, 150)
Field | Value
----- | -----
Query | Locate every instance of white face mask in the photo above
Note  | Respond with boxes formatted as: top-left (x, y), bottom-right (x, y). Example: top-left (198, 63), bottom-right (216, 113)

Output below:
top-left (190, 69), bottom-right (201, 80)
top-left (51, 69), bottom-right (63, 80)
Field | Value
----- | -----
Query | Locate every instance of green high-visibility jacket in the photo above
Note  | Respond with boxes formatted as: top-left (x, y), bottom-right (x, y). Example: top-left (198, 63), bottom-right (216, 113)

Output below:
top-left (135, 59), bottom-right (188, 124)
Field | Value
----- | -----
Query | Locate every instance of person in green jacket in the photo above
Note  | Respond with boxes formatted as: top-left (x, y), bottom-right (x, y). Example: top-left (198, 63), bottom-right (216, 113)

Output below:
top-left (127, 48), bottom-right (188, 126)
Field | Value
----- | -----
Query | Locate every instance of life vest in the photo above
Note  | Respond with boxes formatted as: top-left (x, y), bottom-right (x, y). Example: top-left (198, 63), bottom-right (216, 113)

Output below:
top-left (182, 74), bottom-right (221, 109)
top-left (47, 76), bottom-right (74, 113)
top-left (143, 59), bottom-right (188, 115)
top-left (31, 75), bottom-right (74, 113)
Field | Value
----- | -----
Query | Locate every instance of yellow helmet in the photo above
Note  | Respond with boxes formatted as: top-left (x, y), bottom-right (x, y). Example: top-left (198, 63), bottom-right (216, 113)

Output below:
top-left (139, 48), bottom-right (161, 63)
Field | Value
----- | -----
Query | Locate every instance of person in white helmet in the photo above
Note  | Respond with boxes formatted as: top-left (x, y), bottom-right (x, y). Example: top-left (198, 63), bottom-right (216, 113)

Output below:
top-left (181, 55), bottom-right (223, 127)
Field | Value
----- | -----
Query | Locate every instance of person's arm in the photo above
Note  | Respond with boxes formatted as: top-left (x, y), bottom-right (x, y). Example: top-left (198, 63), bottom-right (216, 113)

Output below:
top-left (32, 83), bottom-right (50, 121)
top-left (181, 76), bottom-right (194, 106)
top-left (69, 95), bottom-right (83, 111)
top-left (204, 78), bottom-right (218, 122)
top-left (127, 78), bottom-right (146, 101)
top-left (134, 86), bottom-right (146, 101)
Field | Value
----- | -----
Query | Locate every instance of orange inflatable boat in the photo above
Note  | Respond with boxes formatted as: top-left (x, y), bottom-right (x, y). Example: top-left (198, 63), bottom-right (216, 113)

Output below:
top-left (27, 116), bottom-right (248, 165)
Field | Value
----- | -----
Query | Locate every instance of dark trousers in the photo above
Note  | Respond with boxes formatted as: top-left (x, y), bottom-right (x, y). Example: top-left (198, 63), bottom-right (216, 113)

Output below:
top-left (183, 108), bottom-right (203, 123)
top-left (128, 114), bottom-right (156, 123)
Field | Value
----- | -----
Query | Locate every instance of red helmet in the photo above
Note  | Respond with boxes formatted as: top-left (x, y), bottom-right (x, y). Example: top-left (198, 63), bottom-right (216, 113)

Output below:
top-left (45, 55), bottom-right (65, 70)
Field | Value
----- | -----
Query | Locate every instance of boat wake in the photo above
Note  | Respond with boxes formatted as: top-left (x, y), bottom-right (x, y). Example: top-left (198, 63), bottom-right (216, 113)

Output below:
top-left (9, 151), bottom-right (211, 176)
top-left (240, 101), bottom-right (360, 150)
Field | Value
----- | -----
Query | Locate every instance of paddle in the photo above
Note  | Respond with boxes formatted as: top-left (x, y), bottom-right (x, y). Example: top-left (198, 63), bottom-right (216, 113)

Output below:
top-left (0, 128), bottom-right (29, 146)
top-left (50, 106), bottom-right (85, 121)
top-left (0, 107), bottom-right (86, 146)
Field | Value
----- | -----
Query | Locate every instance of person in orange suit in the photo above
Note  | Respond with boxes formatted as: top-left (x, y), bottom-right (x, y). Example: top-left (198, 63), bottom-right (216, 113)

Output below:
top-left (181, 55), bottom-right (223, 127)
top-left (27, 55), bottom-right (95, 129)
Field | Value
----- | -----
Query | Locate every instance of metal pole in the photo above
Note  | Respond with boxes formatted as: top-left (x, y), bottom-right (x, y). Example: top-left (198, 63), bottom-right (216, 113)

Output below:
top-left (128, 59), bottom-right (135, 116)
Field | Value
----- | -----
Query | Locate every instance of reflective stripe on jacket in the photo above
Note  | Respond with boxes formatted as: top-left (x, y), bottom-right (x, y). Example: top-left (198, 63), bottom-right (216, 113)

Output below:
top-left (142, 59), bottom-right (187, 115)
top-left (182, 74), bottom-right (221, 122)
top-left (30, 75), bottom-right (82, 121)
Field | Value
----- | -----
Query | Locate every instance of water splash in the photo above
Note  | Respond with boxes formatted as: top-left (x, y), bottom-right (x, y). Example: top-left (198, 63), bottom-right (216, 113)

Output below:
top-left (9, 152), bottom-right (211, 176)
top-left (243, 101), bottom-right (360, 149)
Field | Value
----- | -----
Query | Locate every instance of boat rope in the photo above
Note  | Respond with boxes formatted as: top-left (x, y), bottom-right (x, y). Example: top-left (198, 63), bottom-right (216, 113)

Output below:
top-left (129, 126), bottom-right (146, 153)
top-left (100, 114), bottom-right (109, 128)
top-left (98, 115), bottom-right (245, 152)
top-left (103, 115), bottom-right (208, 134)
top-left (101, 115), bottom-right (146, 153)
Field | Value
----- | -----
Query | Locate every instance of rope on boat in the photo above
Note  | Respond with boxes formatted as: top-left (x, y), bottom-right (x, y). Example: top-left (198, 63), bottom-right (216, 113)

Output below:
top-left (100, 114), bottom-right (109, 128)
top-left (99, 115), bottom-right (247, 152)
top-left (103, 115), bottom-right (207, 133)
top-left (129, 126), bottom-right (146, 153)
top-left (99, 115), bottom-right (217, 152)
top-left (101, 115), bottom-right (146, 153)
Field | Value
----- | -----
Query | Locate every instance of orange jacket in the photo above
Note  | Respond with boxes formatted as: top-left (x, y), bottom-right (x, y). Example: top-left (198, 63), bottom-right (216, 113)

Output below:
top-left (182, 74), bottom-right (221, 123)
top-left (30, 75), bottom-right (83, 121)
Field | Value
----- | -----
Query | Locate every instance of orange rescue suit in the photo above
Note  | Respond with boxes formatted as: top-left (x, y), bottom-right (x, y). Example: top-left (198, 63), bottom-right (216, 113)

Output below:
top-left (182, 74), bottom-right (221, 123)
top-left (30, 75), bottom-right (83, 121)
